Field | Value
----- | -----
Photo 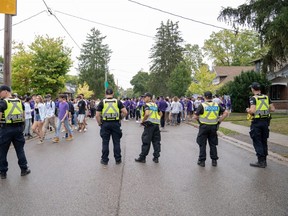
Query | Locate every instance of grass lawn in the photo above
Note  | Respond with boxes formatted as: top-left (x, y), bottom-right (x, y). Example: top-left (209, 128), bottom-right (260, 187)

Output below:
top-left (224, 112), bottom-right (288, 135)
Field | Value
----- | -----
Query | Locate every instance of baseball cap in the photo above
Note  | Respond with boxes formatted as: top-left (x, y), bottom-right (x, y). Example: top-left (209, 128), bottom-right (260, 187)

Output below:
top-left (105, 88), bottom-right (114, 95)
top-left (142, 92), bottom-right (153, 98)
top-left (0, 85), bottom-right (11, 92)
top-left (204, 91), bottom-right (213, 98)
top-left (250, 82), bottom-right (261, 90)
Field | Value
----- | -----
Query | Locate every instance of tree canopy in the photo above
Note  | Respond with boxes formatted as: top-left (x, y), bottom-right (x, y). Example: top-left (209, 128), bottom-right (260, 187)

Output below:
top-left (11, 36), bottom-right (72, 96)
top-left (77, 28), bottom-right (115, 99)
top-left (218, 0), bottom-right (288, 68)
top-left (149, 20), bottom-right (184, 96)
top-left (130, 70), bottom-right (150, 97)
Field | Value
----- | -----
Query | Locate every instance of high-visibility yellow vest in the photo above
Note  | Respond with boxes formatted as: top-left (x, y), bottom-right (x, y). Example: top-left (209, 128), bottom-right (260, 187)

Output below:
top-left (199, 102), bottom-right (219, 125)
top-left (253, 95), bottom-right (270, 118)
top-left (142, 102), bottom-right (160, 125)
top-left (102, 98), bottom-right (120, 121)
top-left (1, 98), bottom-right (24, 124)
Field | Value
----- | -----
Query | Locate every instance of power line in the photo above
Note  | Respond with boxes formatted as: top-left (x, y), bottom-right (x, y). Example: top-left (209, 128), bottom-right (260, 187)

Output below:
top-left (55, 10), bottom-right (154, 39)
top-left (127, 0), bottom-right (235, 32)
top-left (0, 10), bottom-right (46, 31)
top-left (41, 0), bottom-right (81, 49)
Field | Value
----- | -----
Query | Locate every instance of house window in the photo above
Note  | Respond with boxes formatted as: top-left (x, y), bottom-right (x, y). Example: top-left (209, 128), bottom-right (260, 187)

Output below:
top-left (270, 85), bottom-right (281, 100)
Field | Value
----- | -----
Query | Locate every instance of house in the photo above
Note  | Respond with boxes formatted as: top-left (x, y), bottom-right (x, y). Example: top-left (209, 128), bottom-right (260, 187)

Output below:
top-left (266, 64), bottom-right (288, 110)
top-left (212, 66), bottom-right (255, 85)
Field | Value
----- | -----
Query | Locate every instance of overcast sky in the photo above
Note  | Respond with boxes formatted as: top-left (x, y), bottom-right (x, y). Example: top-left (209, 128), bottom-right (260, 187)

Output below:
top-left (0, 0), bottom-right (246, 89)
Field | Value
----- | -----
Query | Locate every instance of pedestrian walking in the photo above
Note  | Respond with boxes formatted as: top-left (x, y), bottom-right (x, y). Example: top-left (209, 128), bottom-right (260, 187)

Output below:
top-left (193, 91), bottom-right (228, 167)
top-left (246, 82), bottom-right (275, 168)
top-left (43, 94), bottom-right (56, 139)
top-left (96, 89), bottom-right (127, 165)
top-left (52, 94), bottom-right (73, 143)
top-left (0, 85), bottom-right (31, 179)
top-left (135, 92), bottom-right (162, 163)
top-left (31, 95), bottom-right (46, 144)
top-left (23, 96), bottom-right (33, 138)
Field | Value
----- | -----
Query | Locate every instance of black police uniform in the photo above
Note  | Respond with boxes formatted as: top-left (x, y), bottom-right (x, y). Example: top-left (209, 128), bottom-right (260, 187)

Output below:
top-left (195, 101), bottom-right (225, 166)
top-left (249, 94), bottom-right (272, 167)
top-left (96, 98), bottom-right (124, 164)
top-left (0, 98), bottom-right (30, 179)
top-left (135, 102), bottom-right (161, 163)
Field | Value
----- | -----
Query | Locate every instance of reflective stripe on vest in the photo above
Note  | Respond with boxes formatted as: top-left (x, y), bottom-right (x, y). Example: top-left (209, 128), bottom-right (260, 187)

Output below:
top-left (143, 102), bottom-right (160, 125)
top-left (102, 99), bottom-right (120, 121)
top-left (199, 102), bottom-right (219, 125)
top-left (1, 99), bottom-right (24, 123)
top-left (254, 95), bottom-right (270, 118)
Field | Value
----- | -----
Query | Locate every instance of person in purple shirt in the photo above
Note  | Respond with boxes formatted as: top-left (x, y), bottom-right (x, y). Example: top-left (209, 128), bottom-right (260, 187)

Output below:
top-left (158, 96), bottom-right (168, 128)
top-left (186, 97), bottom-right (193, 121)
top-left (123, 98), bottom-right (131, 121)
top-left (52, 94), bottom-right (73, 143)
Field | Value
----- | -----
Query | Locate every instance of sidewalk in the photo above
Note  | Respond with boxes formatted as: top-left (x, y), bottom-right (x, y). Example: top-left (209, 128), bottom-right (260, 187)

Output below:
top-left (220, 121), bottom-right (288, 147)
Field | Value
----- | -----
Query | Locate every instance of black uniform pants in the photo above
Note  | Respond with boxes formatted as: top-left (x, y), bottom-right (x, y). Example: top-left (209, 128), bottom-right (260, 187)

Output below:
top-left (0, 125), bottom-right (28, 173)
top-left (249, 119), bottom-right (269, 161)
top-left (139, 124), bottom-right (161, 159)
top-left (100, 121), bottom-right (122, 162)
top-left (160, 112), bottom-right (165, 128)
top-left (196, 124), bottom-right (219, 161)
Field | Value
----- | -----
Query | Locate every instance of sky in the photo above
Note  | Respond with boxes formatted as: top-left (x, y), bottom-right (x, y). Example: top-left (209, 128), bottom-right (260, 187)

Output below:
top-left (0, 0), bottom-right (246, 89)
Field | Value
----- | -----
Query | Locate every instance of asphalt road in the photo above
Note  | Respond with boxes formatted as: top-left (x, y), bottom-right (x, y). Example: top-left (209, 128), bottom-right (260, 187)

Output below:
top-left (1, 119), bottom-right (288, 216)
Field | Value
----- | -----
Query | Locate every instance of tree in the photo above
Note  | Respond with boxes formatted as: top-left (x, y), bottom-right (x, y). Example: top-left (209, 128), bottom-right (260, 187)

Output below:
top-left (168, 61), bottom-right (192, 97)
top-left (12, 36), bottom-right (72, 96)
top-left (130, 70), bottom-right (150, 97)
top-left (218, 71), bottom-right (270, 112)
top-left (183, 44), bottom-right (204, 74)
top-left (76, 82), bottom-right (94, 98)
top-left (149, 20), bottom-right (184, 96)
top-left (77, 28), bottom-right (113, 99)
top-left (66, 74), bottom-right (79, 86)
top-left (218, 0), bottom-right (288, 68)
top-left (188, 65), bottom-right (220, 95)
top-left (203, 29), bottom-right (265, 66)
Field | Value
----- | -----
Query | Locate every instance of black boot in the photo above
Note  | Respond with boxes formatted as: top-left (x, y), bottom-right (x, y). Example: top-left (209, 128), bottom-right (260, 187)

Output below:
top-left (135, 157), bottom-right (146, 163)
top-left (212, 160), bottom-right (217, 167)
top-left (250, 161), bottom-right (266, 168)
top-left (197, 160), bottom-right (205, 167)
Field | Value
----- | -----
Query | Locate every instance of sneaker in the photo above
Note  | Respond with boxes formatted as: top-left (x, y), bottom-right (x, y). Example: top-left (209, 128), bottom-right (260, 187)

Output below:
top-left (100, 159), bottom-right (108, 165)
top-left (37, 140), bottom-right (44, 145)
top-left (79, 130), bottom-right (82, 133)
top-left (197, 160), bottom-right (205, 167)
top-left (66, 135), bottom-right (73, 141)
top-left (52, 137), bottom-right (59, 143)
top-left (0, 172), bottom-right (7, 179)
top-left (21, 169), bottom-right (31, 176)
top-left (83, 128), bottom-right (87, 132)
top-left (212, 160), bottom-right (217, 167)
top-left (116, 160), bottom-right (122, 165)
top-left (135, 157), bottom-right (146, 163)
top-left (152, 158), bottom-right (159, 163)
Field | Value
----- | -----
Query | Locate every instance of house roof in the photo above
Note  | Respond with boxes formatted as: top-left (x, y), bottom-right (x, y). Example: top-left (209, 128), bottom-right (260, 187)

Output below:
top-left (213, 66), bottom-right (255, 84)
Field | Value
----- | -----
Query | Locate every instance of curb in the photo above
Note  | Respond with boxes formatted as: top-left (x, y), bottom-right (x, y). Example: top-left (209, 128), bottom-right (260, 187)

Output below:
top-left (188, 122), bottom-right (288, 165)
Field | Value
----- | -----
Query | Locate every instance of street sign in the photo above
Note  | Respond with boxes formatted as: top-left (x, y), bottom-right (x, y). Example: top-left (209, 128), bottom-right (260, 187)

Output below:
top-left (0, 0), bottom-right (17, 15)
top-left (104, 81), bottom-right (109, 88)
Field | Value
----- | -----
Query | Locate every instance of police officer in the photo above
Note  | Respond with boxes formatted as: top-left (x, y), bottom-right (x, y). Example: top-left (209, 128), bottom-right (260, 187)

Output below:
top-left (0, 85), bottom-right (31, 179)
top-left (135, 92), bottom-right (162, 163)
top-left (193, 91), bottom-right (228, 167)
top-left (96, 89), bottom-right (127, 165)
top-left (246, 82), bottom-right (275, 168)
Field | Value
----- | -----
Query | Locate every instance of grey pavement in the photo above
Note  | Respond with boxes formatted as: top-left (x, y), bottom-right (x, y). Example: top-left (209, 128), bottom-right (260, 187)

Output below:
top-left (0, 119), bottom-right (288, 216)
top-left (220, 121), bottom-right (288, 147)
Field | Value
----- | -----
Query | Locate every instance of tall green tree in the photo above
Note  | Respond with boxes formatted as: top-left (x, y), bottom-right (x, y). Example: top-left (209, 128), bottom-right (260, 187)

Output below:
top-left (149, 20), bottom-right (184, 96)
top-left (203, 29), bottom-right (265, 66)
top-left (12, 36), bottom-right (72, 96)
top-left (168, 61), bottom-right (192, 97)
top-left (77, 28), bottom-right (113, 98)
top-left (218, 0), bottom-right (288, 69)
top-left (218, 71), bottom-right (270, 112)
top-left (130, 70), bottom-right (150, 97)
top-left (183, 44), bottom-right (204, 74)
top-left (188, 65), bottom-right (221, 95)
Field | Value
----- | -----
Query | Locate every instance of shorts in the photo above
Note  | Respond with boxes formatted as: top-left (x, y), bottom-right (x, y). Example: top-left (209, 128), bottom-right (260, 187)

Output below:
top-left (77, 114), bottom-right (85, 123)
top-left (35, 114), bottom-right (41, 121)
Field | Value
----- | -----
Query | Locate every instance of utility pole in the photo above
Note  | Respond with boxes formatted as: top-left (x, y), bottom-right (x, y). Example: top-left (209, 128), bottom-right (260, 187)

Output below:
top-left (3, 14), bottom-right (12, 86)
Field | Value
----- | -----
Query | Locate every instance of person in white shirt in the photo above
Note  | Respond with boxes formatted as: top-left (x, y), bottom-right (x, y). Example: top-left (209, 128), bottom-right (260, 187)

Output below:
top-left (170, 96), bottom-right (181, 126)
top-left (43, 94), bottom-right (56, 138)
top-left (212, 94), bottom-right (223, 104)
top-left (24, 97), bottom-right (33, 139)
top-left (31, 95), bottom-right (46, 144)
